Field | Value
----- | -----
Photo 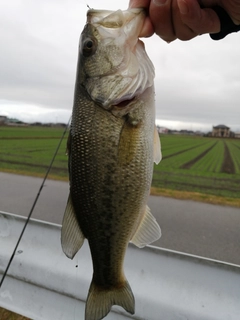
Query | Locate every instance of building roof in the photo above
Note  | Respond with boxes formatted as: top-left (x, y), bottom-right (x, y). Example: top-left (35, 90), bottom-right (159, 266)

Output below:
top-left (213, 124), bottom-right (230, 129)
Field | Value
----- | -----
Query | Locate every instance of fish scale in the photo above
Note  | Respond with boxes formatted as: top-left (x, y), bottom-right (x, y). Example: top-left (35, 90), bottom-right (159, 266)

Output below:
top-left (61, 8), bottom-right (161, 320)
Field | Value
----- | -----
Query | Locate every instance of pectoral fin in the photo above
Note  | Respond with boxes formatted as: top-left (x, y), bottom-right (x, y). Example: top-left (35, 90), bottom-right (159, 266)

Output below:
top-left (154, 126), bottom-right (162, 164)
top-left (131, 206), bottom-right (161, 248)
top-left (65, 133), bottom-right (71, 156)
top-left (61, 194), bottom-right (85, 259)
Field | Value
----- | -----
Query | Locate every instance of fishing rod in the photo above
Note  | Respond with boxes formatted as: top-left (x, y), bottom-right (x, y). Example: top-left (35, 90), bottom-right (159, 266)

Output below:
top-left (0, 117), bottom-right (71, 288)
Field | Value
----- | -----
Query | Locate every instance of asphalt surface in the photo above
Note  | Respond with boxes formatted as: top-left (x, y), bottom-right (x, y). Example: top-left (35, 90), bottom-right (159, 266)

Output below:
top-left (0, 172), bottom-right (240, 265)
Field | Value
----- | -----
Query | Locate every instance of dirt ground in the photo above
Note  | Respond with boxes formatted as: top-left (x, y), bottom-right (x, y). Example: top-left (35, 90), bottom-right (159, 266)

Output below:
top-left (0, 308), bottom-right (30, 320)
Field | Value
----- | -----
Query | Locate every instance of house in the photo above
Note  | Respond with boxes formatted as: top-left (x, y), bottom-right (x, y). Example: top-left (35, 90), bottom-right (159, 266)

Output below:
top-left (156, 126), bottom-right (169, 134)
top-left (0, 115), bottom-right (7, 125)
top-left (212, 124), bottom-right (231, 137)
top-left (7, 118), bottom-right (26, 126)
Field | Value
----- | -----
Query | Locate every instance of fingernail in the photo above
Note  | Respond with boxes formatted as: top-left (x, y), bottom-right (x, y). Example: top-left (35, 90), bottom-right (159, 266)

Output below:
top-left (178, 0), bottom-right (188, 14)
top-left (153, 0), bottom-right (167, 6)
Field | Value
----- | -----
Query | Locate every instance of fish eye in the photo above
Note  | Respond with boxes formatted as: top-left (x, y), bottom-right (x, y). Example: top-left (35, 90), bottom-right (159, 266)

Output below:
top-left (85, 40), bottom-right (93, 49)
top-left (82, 38), bottom-right (96, 57)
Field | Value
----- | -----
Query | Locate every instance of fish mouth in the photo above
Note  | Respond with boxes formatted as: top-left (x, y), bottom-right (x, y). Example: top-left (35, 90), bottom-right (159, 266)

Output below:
top-left (87, 8), bottom-right (145, 30)
top-left (113, 97), bottom-right (136, 108)
top-left (110, 96), bottom-right (138, 117)
top-left (112, 89), bottom-right (142, 109)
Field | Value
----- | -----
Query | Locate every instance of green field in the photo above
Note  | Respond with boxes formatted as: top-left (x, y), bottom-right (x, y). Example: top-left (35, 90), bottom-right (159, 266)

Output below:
top-left (1, 126), bottom-right (240, 203)
top-left (153, 134), bottom-right (240, 200)
top-left (0, 126), bottom-right (68, 178)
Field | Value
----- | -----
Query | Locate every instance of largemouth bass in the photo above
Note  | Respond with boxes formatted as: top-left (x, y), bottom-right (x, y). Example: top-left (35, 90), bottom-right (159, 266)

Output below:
top-left (61, 8), bottom-right (161, 320)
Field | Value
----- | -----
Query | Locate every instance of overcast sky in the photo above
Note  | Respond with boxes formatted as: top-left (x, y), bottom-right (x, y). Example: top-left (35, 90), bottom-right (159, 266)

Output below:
top-left (0, 0), bottom-right (239, 131)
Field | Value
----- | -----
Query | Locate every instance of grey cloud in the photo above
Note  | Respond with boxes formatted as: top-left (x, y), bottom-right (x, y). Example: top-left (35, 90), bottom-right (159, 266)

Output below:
top-left (0, 0), bottom-right (240, 131)
top-left (0, 2), bottom-right (80, 110)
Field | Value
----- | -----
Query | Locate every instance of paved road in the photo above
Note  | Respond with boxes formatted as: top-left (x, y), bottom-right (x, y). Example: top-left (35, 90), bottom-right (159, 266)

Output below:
top-left (0, 172), bottom-right (240, 265)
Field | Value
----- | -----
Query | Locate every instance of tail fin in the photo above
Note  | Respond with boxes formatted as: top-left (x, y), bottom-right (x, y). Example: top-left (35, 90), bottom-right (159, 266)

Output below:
top-left (85, 278), bottom-right (135, 320)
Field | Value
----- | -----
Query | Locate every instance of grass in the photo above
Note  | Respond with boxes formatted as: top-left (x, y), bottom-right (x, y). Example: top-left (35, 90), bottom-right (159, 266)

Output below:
top-left (0, 307), bottom-right (30, 320)
top-left (161, 140), bottom-right (215, 169)
top-left (153, 134), bottom-right (240, 202)
top-left (226, 140), bottom-right (240, 173)
top-left (0, 126), bottom-right (68, 179)
top-left (0, 125), bottom-right (65, 138)
top-left (150, 187), bottom-right (240, 207)
top-left (1, 126), bottom-right (240, 206)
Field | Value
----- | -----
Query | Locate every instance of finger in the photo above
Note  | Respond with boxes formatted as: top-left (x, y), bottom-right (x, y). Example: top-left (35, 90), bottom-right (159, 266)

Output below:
top-left (128, 0), bottom-right (151, 8)
top-left (177, 0), bottom-right (221, 35)
top-left (201, 0), bottom-right (240, 25)
top-left (149, 0), bottom-right (177, 42)
top-left (128, 0), bottom-right (154, 37)
top-left (139, 16), bottom-right (155, 37)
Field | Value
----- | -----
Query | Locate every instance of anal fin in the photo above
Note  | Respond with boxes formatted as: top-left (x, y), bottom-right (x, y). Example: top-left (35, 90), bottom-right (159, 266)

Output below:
top-left (131, 206), bottom-right (161, 248)
top-left (61, 194), bottom-right (85, 259)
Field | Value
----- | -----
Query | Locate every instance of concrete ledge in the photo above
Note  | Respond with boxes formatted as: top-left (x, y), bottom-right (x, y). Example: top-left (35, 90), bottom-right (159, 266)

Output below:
top-left (0, 211), bottom-right (240, 320)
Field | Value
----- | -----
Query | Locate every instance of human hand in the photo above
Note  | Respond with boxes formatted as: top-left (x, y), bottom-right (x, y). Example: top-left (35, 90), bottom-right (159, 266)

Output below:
top-left (129, 0), bottom-right (240, 42)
